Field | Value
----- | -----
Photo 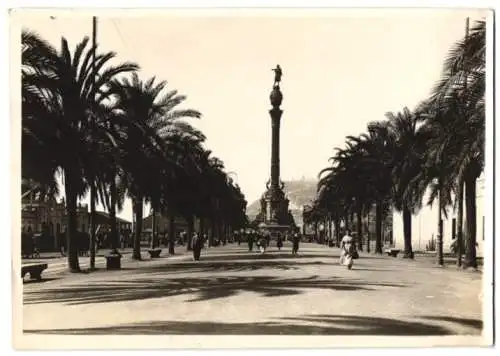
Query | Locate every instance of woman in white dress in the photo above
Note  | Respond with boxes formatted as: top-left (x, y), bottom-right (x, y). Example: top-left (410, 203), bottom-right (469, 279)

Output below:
top-left (340, 229), bottom-right (355, 268)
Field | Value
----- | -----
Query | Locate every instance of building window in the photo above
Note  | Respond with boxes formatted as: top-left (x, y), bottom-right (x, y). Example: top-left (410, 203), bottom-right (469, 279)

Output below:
top-left (82, 224), bottom-right (86, 233)
top-left (452, 218), bottom-right (456, 240)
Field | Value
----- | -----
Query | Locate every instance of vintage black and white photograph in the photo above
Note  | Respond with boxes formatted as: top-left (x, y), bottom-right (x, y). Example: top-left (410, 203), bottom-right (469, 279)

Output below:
top-left (11, 6), bottom-right (493, 349)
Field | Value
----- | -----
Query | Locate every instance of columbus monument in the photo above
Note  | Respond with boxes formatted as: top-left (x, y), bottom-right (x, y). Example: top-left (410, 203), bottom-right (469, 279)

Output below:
top-left (254, 65), bottom-right (295, 235)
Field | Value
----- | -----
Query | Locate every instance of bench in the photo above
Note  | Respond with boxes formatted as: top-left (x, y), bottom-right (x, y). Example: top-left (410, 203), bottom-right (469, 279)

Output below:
top-left (21, 263), bottom-right (48, 280)
top-left (147, 248), bottom-right (162, 258)
top-left (385, 248), bottom-right (400, 257)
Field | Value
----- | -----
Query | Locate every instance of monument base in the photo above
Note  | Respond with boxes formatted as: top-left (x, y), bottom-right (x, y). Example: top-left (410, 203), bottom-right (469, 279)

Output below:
top-left (258, 222), bottom-right (291, 239)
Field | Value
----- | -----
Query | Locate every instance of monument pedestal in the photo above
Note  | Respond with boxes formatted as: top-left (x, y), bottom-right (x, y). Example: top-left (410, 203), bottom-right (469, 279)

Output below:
top-left (258, 182), bottom-right (292, 237)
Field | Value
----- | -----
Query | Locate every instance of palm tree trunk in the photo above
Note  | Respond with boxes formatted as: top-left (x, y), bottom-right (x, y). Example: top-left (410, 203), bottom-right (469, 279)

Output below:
top-left (151, 208), bottom-right (157, 249)
top-left (324, 217), bottom-right (328, 243)
top-left (186, 215), bottom-right (194, 251)
top-left (328, 217), bottom-right (333, 242)
top-left (199, 216), bottom-right (205, 236)
top-left (132, 196), bottom-right (143, 260)
top-left (210, 218), bottom-right (215, 247)
top-left (334, 218), bottom-right (341, 246)
top-left (63, 169), bottom-right (80, 272)
top-left (109, 177), bottom-right (119, 252)
top-left (225, 222), bottom-right (229, 244)
top-left (89, 183), bottom-right (96, 269)
top-left (437, 188), bottom-right (444, 266)
top-left (463, 174), bottom-right (478, 269)
top-left (324, 218), bottom-right (329, 244)
top-left (457, 177), bottom-right (464, 267)
top-left (217, 219), bottom-right (223, 245)
top-left (168, 212), bottom-right (176, 255)
top-left (402, 206), bottom-right (414, 258)
top-left (357, 206), bottom-right (363, 251)
top-left (375, 200), bottom-right (383, 254)
top-left (221, 220), bottom-right (226, 245)
top-left (366, 210), bottom-right (371, 253)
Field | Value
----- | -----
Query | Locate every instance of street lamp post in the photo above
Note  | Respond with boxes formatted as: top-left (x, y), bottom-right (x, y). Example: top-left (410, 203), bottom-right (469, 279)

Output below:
top-left (89, 15), bottom-right (97, 270)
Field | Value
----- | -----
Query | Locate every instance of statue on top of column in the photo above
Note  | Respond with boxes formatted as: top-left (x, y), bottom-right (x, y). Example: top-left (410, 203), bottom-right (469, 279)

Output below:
top-left (272, 64), bottom-right (282, 88)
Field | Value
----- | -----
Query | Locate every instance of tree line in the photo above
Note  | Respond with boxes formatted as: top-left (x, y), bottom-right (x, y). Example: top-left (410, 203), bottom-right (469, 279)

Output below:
top-left (305, 19), bottom-right (485, 269)
top-left (22, 30), bottom-right (248, 272)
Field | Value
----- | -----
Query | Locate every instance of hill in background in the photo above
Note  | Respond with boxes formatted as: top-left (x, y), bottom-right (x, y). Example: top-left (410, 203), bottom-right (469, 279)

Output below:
top-left (246, 178), bottom-right (318, 227)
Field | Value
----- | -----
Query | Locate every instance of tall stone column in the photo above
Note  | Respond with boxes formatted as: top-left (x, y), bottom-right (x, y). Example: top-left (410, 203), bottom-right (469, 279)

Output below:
top-left (267, 73), bottom-right (284, 224)
top-left (256, 65), bottom-right (292, 231)
top-left (270, 106), bottom-right (283, 189)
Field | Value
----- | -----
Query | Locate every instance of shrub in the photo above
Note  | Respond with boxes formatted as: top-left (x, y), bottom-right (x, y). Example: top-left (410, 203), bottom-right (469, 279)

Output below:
top-left (450, 238), bottom-right (479, 256)
top-left (426, 236), bottom-right (436, 251)
top-left (450, 239), bottom-right (464, 256)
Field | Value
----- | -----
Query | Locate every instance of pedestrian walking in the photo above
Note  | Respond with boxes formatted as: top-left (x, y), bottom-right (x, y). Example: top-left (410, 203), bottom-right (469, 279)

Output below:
top-left (339, 229), bottom-right (357, 267)
top-left (202, 233), bottom-right (208, 249)
top-left (277, 235), bottom-right (283, 250)
top-left (192, 232), bottom-right (202, 261)
top-left (258, 236), bottom-right (267, 254)
top-left (248, 233), bottom-right (254, 251)
top-left (59, 231), bottom-right (66, 257)
top-left (292, 233), bottom-right (300, 256)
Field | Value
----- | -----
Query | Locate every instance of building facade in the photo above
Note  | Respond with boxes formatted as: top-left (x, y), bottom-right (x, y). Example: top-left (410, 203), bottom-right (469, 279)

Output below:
top-left (94, 211), bottom-right (132, 234)
top-left (141, 214), bottom-right (200, 238)
top-left (22, 195), bottom-right (89, 250)
top-left (301, 202), bottom-right (393, 246)
top-left (22, 193), bottom-right (133, 250)
top-left (392, 177), bottom-right (485, 256)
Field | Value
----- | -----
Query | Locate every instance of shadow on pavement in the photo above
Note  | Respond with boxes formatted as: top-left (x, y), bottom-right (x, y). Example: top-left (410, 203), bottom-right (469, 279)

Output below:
top-left (23, 246), bottom-right (409, 305)
top-left (23, 313), bottom-right (481, 335)
top-left (350, 268), bottom-right (395, 272)
top-left (149, 260), bottom-right (329, 274)
top-left (22, 256), bottom-right (61, 262)
top-left (22, 277), bottom-right (61, 284)
top-left (23, 273), bottom-right (406, 306)
top-left (199, 250), bottom-right (382, 262)
top-left (419, 316), bottom-right (483, 330)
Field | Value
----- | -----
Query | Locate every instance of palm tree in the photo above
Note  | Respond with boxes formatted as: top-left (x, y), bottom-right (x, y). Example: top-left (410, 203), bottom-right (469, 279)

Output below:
top-left (339, 123), bottom-right (394, 254)
top-left (111, 73), bottom-right (202, 260)
top-left (207, 157), bottom-right (228, 245)
top-left (318, 134), bottom-right (378, 250)
top-left (160, 124), bottom-right (206, 253)
top-left (415, 99), bottom-right (457, 266)
top-left (386, 107), bottom-right (430, 258)
top-left (22, 30), bottom-right (137, 272)
top-left (428, 19), bottom-right (485, 269)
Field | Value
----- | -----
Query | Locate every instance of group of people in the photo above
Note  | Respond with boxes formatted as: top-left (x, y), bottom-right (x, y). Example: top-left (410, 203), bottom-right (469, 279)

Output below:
top-left (188, 229), bottom-right (357, 265)
top-left (244, 232), bottom-right (301, 255)
top-left (188, 231), bottom-right (303, 262)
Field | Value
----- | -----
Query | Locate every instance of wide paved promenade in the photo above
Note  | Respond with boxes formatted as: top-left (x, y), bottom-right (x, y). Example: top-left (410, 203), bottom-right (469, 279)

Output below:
top-left (21, 242), bottom-right (483, 336)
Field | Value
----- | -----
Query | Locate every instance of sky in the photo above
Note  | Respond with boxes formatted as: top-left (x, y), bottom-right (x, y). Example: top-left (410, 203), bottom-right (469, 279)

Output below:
top-left (16, 8), bottom-right (488, 222)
